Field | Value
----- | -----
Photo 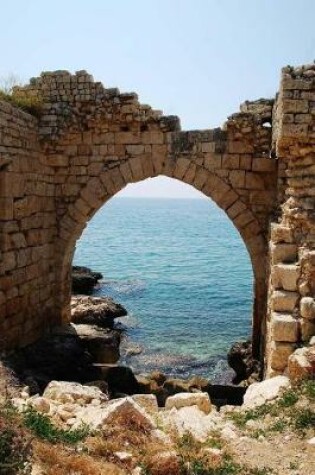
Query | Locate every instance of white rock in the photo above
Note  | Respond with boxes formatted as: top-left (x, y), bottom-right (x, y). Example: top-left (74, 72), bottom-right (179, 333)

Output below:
top-left (11, 397), bottom-right (28, 411)
top-left (161, 406), bottom-right (219, 442)
top-left (165, 392), bottom-right (211, 414)
top-left (243, 376), bottom-right (290, 408)
top-left (43, 381), bottom-right (108, 405)
top-left (73, 397), bottom-right (156, 431)
top-left (114, 451), bottom-right (133, 461)
top-left (307, 437), bottom-right (315, 446)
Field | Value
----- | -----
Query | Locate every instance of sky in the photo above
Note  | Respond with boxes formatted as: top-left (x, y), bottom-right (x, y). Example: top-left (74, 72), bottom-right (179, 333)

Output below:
top-left (1, 0), bottom-right (314, 198)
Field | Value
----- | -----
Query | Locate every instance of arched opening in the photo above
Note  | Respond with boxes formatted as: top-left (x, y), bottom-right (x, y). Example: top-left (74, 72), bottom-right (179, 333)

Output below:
top-left (56, 155), bottom-right (269, 367)
top-left (72, 176), bottom-right (254, 381)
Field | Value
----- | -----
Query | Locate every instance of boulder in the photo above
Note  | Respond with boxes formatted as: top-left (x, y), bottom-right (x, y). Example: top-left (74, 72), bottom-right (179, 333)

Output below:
top-left (243, 375), bottom-right (290, 408)
top-left (8, 332), bottom-right (100, 392)
top-left (165, 392), bottom-right (211, 414)
top-left (43, 380), bottom-right (108, 405)
top-left (227, 340), bottom-right (260, 383)
top-left (207, 384), bottom-right (246, 407)
top-left (72, 266), bottom-right (103, 294)
top-left (73, 323), bottom-right (121, 363)
top-left (161, 406), bottom-right (220, 442)
top-left (71, 296), bottom-right (127, 327)
top-left (100, 366), bottom-right (140, 395)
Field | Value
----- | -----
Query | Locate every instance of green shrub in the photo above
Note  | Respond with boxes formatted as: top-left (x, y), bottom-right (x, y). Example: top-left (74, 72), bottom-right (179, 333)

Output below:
top-left (293, 408), bottom-right (315, 431)
top-left (0, 90), bottom-right (43, 117)
top-left (23, 407), bottom-right (89, 444)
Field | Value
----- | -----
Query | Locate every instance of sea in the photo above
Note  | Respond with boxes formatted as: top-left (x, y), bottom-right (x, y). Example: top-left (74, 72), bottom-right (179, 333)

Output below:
top-left (73, 197), bottom-right (253, 383)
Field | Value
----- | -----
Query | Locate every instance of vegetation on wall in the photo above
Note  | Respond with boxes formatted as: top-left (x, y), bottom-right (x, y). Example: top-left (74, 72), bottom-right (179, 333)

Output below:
top-left (0, 74), bottom-right (42, 117)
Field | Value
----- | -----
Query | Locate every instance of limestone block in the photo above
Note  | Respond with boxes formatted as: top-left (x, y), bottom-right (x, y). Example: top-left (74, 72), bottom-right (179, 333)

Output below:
top-left (270, 313), bottom-right (298, 342)
top-left (300, 318), bottom-right (315, 342)
top-left (271, 264), bottom-right (300, 291)
top-left (288, 347), bottom-right (315, 381)
top-left (300, 297), bottom-right (315, 320)
top-left (226, 199), bottom-right (246, 219)
top-left (174, 157), bottom-right (190, 179)
top-left (43, 381), bottom-right (108, 405)
top-left (229, 170), bottom-right (245, 188)
top-left (270, 224), bottom-right (293, 243)
top-left (270, 243), bottom-right (297, 264)
top-left (160, 405), bottom-right (218, 442)
top-left (201, 142), bottom-right (215, 153)
top-left (252, 158), bottom-right (276, 172)
top-left (243, 376), bottom-right (290, 408)
top-left (245, 172), bottom-right (264, 190)
top-left (271, 290), bottom-right (299, 312)
top-left (269, 342), bottom-right (295, 371)
top-left (165, 392), bottom-right (211, 414)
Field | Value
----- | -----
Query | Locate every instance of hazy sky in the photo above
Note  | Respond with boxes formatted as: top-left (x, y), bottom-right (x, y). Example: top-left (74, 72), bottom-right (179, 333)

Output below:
top-left (1, 1), bottom-right (314, 198)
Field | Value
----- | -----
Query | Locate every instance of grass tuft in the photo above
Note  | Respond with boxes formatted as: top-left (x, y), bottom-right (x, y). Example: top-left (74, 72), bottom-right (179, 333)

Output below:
top-left (23, 407), bottom-right (89, 444)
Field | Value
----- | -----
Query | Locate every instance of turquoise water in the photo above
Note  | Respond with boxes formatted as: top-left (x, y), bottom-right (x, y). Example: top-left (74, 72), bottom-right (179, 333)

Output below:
top-left (73, 197), bottom-right (253, 381)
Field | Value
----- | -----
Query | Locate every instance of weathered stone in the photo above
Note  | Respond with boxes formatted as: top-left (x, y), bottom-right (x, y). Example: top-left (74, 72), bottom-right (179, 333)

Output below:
top-left (243, 376), bottom-right (290, 408)
top-left (271, 264), bottom-right (300, 291)
top-left (300, 297), bottom-right (315, 320)
top-left (165, 392), bottom-right (211, 414)
top-left (271, 313), bottom-right (298, 342)
top-left (71, 296), bottom-right (127, 327)
top-left (288, 347), bottom-right (315, 381)
top-left (43, 381), bottom-right (108, 404)
top-left (269, 342), bottom-right (295, 371)
top-left (271, 290), bottom-right (299, 312)
top-left (300, 318), bottom-right (315, 342)
top-left (0, 64), bottom-right (314, 379)
top-left (270, 243), bottom-right (297, 264)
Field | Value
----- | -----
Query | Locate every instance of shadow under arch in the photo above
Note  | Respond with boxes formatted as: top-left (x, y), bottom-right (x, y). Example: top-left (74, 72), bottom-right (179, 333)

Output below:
top-left (56, 163), bottom-right (268, 361)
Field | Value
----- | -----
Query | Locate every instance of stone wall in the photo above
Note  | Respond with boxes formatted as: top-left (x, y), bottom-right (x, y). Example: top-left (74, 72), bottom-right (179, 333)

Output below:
top-left (0, 102), bottom-right (57, 347)
top-left (266, 64), bottom-right (315, 376)
top-left (0, 64), bottom-right (314, 377)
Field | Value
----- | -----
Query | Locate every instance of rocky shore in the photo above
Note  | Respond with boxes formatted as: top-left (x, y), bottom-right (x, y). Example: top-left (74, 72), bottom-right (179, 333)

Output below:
top-left (1, 265), bottom-right (314, 474)
top-left (5, 266), bottom-right (248, 407)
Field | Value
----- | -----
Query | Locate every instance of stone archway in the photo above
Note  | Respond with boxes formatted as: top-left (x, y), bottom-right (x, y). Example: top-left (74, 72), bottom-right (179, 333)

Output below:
top-left (56, 156), bottom-right (271, 360)
top-left (0, 69), bottom-right (283, 369)
top-left (1, 65), bottom-right (314, 377)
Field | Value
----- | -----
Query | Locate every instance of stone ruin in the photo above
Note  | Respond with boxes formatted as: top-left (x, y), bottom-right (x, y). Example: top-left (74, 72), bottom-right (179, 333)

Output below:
top-left (0, 64), bottom-right (314, 378)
